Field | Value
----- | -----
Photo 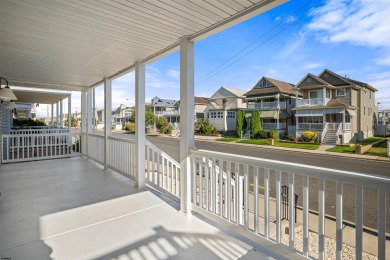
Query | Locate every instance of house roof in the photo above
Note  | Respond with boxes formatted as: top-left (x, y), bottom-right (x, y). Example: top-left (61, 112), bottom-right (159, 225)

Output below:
top-left (194, 97), bottom-right (209, 105)
top-left (209, 86), bottom-right (247, 100)
top-left (244, 77), bottom-right (301, 97)
top-left (151, 97), bottom-right (176, 107)
top-left (294, 73), bottom-right (332, 90)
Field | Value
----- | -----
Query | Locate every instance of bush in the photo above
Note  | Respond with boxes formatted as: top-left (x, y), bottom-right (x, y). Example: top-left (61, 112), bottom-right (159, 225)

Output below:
top-left (258, 130), bottom-right (268, 139)
top-left (123, 123), bottom-right (136, 131)
top-left (165, 124), bottom-right (174, 134)
top-left (236, 110), bottom-right (246, 137)
top-left (301, 131), bottom-right (318, 142)
top-left (199, 120), bottom-right (218, 135)
top-left (267, 130), bottom-right (278, 139)
top-left (156, 117), bottom-right (168, 131)
top-left (250, 110), bottom-right (262, 138)
top-left (288, 133), bottom-right (295, 141)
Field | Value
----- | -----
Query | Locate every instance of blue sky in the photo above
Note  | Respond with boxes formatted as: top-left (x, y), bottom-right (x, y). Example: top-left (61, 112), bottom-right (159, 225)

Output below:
top-left (38, 0), bottom-right (390, 117)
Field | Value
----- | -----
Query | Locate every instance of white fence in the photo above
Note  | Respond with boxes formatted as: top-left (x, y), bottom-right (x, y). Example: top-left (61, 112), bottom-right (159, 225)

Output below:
top-left (87, 134), bottom-right (105, 164)
top-left (189, 149), bottom-right (389, 260)
top-left (297, 98), bottom-right (325, 107)
top-left (297, 123), bottom-right (324, 130)
top-left (247, 101), bottom-right (286, 110)
top-left (2, 132), bottom-right (80, 163)
top-left (108, 136), bottom-right (136, 180)
top-left (263, 123), bottom-right (286, 130)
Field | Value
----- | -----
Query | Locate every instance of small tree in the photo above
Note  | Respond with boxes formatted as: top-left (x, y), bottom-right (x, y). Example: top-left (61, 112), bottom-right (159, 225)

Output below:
top-left (250, 110), bottom-right (261, 138)
top-left (156, 116), bottom-right (168, 132)
top-left (130, 108), bottom-right (156, 126)
top-left (236, 110), bottom-right (246, 137)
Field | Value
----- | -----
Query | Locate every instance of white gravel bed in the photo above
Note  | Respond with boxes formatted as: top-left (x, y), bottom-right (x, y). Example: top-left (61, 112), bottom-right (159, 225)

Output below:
top-left (280, 230), bottom-right (377, 260)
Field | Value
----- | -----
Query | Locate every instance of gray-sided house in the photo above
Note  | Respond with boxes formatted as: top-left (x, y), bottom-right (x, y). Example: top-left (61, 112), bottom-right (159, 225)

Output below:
top-left (205, 87), bottom-right (247, 132)
top-left (244, 77), bottom-right (301, 138)
top-left (293, 69), bottom-right (378, 144)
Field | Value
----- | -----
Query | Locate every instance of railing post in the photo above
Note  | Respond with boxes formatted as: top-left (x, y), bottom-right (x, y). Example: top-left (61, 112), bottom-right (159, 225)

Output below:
top-left (104, 78), bottom-right (112, 170)
top-left (179, 37), bottom-right (194, 214)
top-left (135, 61), bottom-right (146, 189)
top-left (81, 90), bottom-right (87, 156)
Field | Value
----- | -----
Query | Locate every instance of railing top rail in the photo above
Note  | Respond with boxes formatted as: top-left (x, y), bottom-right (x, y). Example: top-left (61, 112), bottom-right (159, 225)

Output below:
top-left (108, 135), bottom-right (135, 144)
top-left (3, 133), bottom-right (71, 137)
top-left (146, 139), bottom-right (180, 168)
top-left (190, 149), bottom-right (390, 190)
top-left (88, 133), bottom-right (104, 139)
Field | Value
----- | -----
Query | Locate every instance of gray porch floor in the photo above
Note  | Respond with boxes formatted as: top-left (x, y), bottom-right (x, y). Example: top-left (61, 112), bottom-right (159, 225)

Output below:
top-left (0, 158), bottom-right (296, 260)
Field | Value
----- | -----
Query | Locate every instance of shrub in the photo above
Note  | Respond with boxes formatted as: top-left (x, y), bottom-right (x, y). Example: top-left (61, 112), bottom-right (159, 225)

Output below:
top-left (199, 120), bottom-right (218, 135)
top-left (123, 123), bottom-right (136, 131)
top-left (250, 110), bottom-right (262, 138)
top-left (236, 110), bottom-right (246, 137)
top-left (165, 124), bottom-right (174, 134)
top-left (156, 117), bottom-right (168, 131)
top-left (267, 130), bottom-right (278, 139)
top-left (301, 131), bottom-right (318, 142)
top-left (288, 133), bottom-right (295, 141)
top-left (258, 130), bottom-right (268, 139)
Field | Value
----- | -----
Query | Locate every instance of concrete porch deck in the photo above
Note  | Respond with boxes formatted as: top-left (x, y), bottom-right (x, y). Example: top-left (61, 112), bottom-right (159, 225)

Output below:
top-left (0, 158), bottom-right (295, 260)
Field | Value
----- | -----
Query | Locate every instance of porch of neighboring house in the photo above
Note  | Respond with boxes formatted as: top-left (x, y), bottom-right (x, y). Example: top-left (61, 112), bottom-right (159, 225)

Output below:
top-left (295, 108), bottom-right (354, 144)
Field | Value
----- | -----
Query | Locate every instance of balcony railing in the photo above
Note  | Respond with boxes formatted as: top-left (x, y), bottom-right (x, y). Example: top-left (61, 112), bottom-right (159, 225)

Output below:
top-left (297, 123), bottom-right (324, 130)
top-left (297, 98), bottom-right (324, 107)
top-left (155, 110), bottom-right (180, 116)
top-left (189, 148), bottom-right (390, 259)
top-left (262, 123), bottom-right (286, 130)
top-left (247, 101), bottom-right (286, 110)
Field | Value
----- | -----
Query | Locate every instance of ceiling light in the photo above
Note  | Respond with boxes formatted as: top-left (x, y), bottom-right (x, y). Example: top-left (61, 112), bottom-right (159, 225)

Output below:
top-left (0, 77), bottom-right (17, 100)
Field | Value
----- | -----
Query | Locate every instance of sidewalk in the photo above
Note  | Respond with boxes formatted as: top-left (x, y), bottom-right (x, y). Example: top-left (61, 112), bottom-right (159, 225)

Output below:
top-left (191, 135), bottom-right (390, 162)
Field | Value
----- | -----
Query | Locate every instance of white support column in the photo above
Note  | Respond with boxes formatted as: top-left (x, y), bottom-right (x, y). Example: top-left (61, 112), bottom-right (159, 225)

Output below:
top-left (180, 37), bottom-right (194, 214)
top-left (223, 111), bottom-right (227, 131)
top-left (295, 89), bottom-right (299, 107)
top-left (135, 61), bottom-right (146, 189)
top-left (104, 78), bottom-right (112, 170)
top-left (56, 102), bottom-right (59, 128)
top-left (81, 90), bottom-right (87, 134)
top-left (60, 100), bottom-right (63, 128)
top-left (68, 95), bottom-right (72, 132)
top-left (322, 87), bottom-right (326, 105)
top-left (93, 87), bottom-right (96, 131)
top-left (87, 87), bottom-right (93, 134)
top-left (342, 110), bottom-right (346, 130)
top-left (51, 104), bottom-right (54, 126)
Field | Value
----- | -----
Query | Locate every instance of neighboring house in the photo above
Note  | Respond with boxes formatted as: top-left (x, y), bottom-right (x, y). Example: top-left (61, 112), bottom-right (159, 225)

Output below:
top-left (378, 110), bottom-right (390, 125)
top-left (205, 87), bottom-right (247, 132)
top-left (151, 96), bottom-right (176, 117)
top-left (244, 77), bottom-right (301, 138)
top-left (293, 69), bottom-right (378, 144)
top-left (14, 102), bottom-right (36, 120)
top-left (166, 97), bottom-right (209, 124)
top-left (112, 104), bottom-right (134, 129)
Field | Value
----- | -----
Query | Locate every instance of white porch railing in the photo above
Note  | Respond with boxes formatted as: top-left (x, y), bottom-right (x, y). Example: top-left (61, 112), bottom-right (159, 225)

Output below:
top-left (263, 123), bottom-right (286, 130)
top-left (297, 123), bottom-right (324, 130)
top-left (87, 134), bottom-right (105, 164)
top-left (320, 123), bottom-right (329, 143)
top-left (297, 98), bottom-right (324, 107)
top-left (10, 128), bottom-right (69, 135)
top-left (344, 123), bottom-right (352, 130)
top-left (189, 148), bottom-right (390, 260)
top-left (145, 139), bottom-right (181, 198)
top-left (335, 123), bottom-right (343, 145)
top-left (247, 102), bottom-right (286, 110)
top-left (155, 109), bottom-right (180, 116)
top-left (328, 122), bottom-right (340, 130)
top-left (2, 132), bottom-right (77, 163)
top-left (108, 136), bottom-right (136, 180)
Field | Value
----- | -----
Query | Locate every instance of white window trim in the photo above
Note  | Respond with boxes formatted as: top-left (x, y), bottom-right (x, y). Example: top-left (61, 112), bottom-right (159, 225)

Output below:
top-left (308, 90), bottom-right (322, 99)
top-left (336, 88), bottom-right (346, 97)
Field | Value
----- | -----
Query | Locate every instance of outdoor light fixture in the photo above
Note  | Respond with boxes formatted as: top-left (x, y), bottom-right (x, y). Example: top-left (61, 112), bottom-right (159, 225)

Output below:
top-left (0, 77), bottom-right (17, 101)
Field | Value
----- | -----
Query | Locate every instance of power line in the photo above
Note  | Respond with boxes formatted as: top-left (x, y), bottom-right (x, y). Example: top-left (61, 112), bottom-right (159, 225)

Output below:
top-left (196, 0), bottom-right (328, 86)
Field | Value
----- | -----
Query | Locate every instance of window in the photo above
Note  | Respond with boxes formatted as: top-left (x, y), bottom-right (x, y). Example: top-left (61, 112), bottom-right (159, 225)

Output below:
top-left (364, 106), bottom-right (366, 116)
top-left (336, 88), bottom-right (346, 96)
top-left (227, 111), bottom-right (235, 118)
top-left (210, 112), bottom-right (216, 118)
top-left (309, 90), bottom-right (322, 99)
top-left (217, 111), bottom-right (224, 118)
top-left (369, 90), bottom-right (372, 99)
top-left (258, 80), bottom-right (270, 88)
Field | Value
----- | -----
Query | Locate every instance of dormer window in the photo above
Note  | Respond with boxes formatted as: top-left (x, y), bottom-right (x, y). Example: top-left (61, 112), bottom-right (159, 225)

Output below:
top-left (258, 80), bottom-right (270, 88)
top-left (336, 88), bottom-right (346, 96)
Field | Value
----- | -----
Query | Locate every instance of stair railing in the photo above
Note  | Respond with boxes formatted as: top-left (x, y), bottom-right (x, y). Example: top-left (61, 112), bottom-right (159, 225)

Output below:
top-left (335, 123), bottom-right (343, 144)
top-left (320, 122), bottom-right (329, 143)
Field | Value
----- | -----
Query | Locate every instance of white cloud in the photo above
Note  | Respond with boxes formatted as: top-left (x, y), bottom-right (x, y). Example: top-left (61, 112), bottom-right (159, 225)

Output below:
top-left (307, 0), bottom-right (390, 65)
top-left (167, 69), bottom-right (180, 79)
top-left (299, 63), bottom-right (323, 70)
top-left (266, 69), bottom-right (279, 76)
top-left (368, 70), bottom-right (390, 109)
top-left (277, 31), bottom-right (306, 59)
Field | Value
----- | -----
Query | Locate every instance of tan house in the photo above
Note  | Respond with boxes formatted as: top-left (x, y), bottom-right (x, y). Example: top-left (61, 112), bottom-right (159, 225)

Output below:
top-left (205, 87), bottom-right (247, 132)
top-left (244, 77), bottom-right (302, 138)
top-left (293, 69), bottom-right (378, 144)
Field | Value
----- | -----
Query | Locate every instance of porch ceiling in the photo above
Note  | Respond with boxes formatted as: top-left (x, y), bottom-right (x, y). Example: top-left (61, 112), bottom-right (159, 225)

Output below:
top-left (13, 88), bottom-right (71, 104)
top-left (0, 0), bottom-right (286, 92)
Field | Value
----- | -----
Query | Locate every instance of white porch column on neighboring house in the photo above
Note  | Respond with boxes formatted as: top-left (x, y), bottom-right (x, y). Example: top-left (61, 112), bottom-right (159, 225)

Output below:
top-left (60, 99), bottom-right (63, 127)
top-left (135, 61), bottom-right (146, 189)
top-left (342, 110), bottom-right (346, 130)
top-left (104, 78), bottom-right (112, 170)
top-left (277, 93), bottom-right (280, 109)
top-left (51, 104), bottom-right (54, 126)
top-left (81, 90), bottom-right (87, 134)
top-left (87, 87), bottom-right (93, 134)
top-left (56, 102), bottom-right (60, 128)
top-left (180, 37), bottom-right (195, 214)
top-left (68, 95), bottom-right (71, 132)
top-left (295, 89), bottom-right (299, 107)
top-left (322, 87), bottom-right (326, 105)
top-left (93, 87), bottom-right (96, 131)
top-left (224, 111), bottom-right (227, 131)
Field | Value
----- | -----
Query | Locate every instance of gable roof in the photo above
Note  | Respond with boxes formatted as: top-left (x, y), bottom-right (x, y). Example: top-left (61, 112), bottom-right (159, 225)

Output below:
top-left (151, 97), bottom-right (176, 107)
top-left (194, 97), bottom-right (209, 105)
top-left (244, 77), bottom-right (300, 97)
top-left (295, 73), bottom-right (331, 90)
top-left (209, 86), bottom-right (247, 99)
top-left (319, 69), bottom-right (377, 91)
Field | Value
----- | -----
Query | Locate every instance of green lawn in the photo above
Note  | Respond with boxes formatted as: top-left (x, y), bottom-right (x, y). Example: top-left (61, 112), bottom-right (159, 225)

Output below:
top-left (275, 141), bottom-right (320, 150)
top-left (326, 145), bottom-right (356, 153)
top-left (365, 141), bottom-right (388, 157)
top-left (216, 137), bottom-right (240, 142)
top-left (355, 137), bottom-right (385, 146)
top-left (237, 139), bottom-right (269, 145)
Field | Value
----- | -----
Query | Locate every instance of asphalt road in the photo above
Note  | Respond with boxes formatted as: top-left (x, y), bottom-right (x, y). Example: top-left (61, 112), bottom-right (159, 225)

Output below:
top-left (112, 132), bottom-right (390, 231)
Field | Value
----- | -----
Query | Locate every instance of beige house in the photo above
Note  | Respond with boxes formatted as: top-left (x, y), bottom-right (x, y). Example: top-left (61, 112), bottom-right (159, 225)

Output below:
top-left (293, 69), bottom-right (378, 144)
top-left (205, 87), bottom-right (247, 132)
top-left (244, 77), bottom-right (301, 138)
